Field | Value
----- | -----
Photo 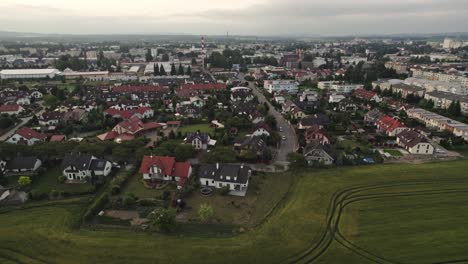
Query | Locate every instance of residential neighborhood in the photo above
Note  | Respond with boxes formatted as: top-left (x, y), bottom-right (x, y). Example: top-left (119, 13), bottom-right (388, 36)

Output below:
top-left (1, 3), bottom-right (468, 262)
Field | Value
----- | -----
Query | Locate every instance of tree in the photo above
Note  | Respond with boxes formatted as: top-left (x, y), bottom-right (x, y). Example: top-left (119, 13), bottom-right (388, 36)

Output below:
top-left (178, 64), bottom-right (184, 75)
top-left (43, 95), bottom-right (59, 108)
top-left (162, 53), bottom-right (170, 62)
top-left (145, 49), bottom-right (153, 62)
top-left (18, 176), bottom-right (32, 187)
top-left (150, 208), bottom-right (177, 232)
top-left (154, 63), bottom-right (160, 76)
top-left (186, 66), bottom-right (192, 76)
top-left (159, 64), bottom-right (166, 75)
top-left (174, 145), bottom-right (195, 161)
top-left (170, 63), bottom-right (177, 75)
top-left (198, 204), bottom-right (214, 222)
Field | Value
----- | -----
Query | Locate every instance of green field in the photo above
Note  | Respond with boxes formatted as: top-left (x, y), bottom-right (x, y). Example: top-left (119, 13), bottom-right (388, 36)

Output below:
top-left (384, 148), bottom-right (403, 156)
top-left (32, 168), bottom-right (93, 194)
top-left (1, 161), bottom-right (468, 263)
top-left (179, 124), bottom-right (215, 136)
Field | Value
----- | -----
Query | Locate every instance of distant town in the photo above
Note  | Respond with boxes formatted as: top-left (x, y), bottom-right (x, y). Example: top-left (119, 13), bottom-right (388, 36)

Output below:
top-left (1, 33), bottom-right (468, 262)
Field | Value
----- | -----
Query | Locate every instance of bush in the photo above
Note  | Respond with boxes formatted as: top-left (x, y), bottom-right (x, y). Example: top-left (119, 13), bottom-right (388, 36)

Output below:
top-left (111, 185), bottom-right (121, 195)
top-left (122, 193), bottom-right (137, 208)
top-left (58, 175), bottom-right (67, 184)
top-left (29, 190), bottom-right (48, 201)
top-left (83, 192), bottom-right (110, 222)
top-left (219, 186), bottom-right (230, 196)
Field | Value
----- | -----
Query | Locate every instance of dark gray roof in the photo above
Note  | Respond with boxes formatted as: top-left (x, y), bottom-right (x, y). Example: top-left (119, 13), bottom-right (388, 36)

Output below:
top-left (186, 132), bottom-right (210, 144)
top-left (90, 159), bottom-right (108, 171)
top-left (5, 157), bottom-right (40, 170)
top-left (198, 164), bottom-right (251, 184)
top-left (61, 153), bottom-right (94, 172)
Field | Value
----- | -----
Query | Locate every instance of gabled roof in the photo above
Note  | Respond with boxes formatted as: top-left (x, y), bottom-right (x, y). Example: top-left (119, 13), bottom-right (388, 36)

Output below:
top-left (112, 85), bottom-right (167, 93)
top-left (252, 121), bottom-right (272, 133)
top-left (397, 130), bottom-right (429, 148)
top-left (353, 88), bottom-right (377, 100)
top-left (0, 104), bottom-right (21, 112)
top-left (61, 153), bottom-right (94, 171)
top-left (198, 164), bottom-right (251, 184)
top-left (50, 135), bottom-right (66, 142)
top-left (376, 115), bottom-right (405, 132)
top-left (180, 83), bottom-right (226, 91)
top-left (14, 127), bottom-right (47, 140)
top-left (185, 132), bottom-right (210, 144)
top-left (5, 157), bottom-right (40, 170)
top-left (139, 156), bottom-right (175, 175)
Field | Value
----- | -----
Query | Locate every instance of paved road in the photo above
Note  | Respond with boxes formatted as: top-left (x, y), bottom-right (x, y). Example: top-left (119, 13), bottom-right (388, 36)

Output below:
top-left (0, 104), bottom-right (45, 141)
top-left (246, 81), bottom-right (298, 163)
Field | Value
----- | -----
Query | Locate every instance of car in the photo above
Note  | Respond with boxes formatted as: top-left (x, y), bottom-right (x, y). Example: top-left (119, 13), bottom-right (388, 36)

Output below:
top-left (279, 126), bottom-right (283, 132)
top-left (282, 136), bottom-right (286, 140)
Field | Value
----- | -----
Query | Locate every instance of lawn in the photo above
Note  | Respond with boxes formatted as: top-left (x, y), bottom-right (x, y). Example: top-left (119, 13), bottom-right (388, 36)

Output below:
top-left (179, 123), bottom-right (215, 136)
top-left (120, 173), bottom-right (176, 199)
top-left (384, 148), bottom-right (403, 156)
top-left (31, 167), bottom-right (93, 195)
top-left (183, 172), bottom-right (293, 227)
top-left (1, 161), bottom-right (468, 263)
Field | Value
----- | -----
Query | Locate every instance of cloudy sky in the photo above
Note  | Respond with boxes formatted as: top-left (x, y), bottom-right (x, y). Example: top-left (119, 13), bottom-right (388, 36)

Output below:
top-left (0, 0), bottom-right (467, 36)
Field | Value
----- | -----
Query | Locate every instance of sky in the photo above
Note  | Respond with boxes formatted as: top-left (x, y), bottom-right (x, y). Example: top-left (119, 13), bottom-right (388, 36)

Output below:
top-left (0, 0), bottom-right (467, 36)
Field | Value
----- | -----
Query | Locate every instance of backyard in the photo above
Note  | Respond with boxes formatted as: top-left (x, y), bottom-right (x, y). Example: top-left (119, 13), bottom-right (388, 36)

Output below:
top-left (31, 167), bottom-right (94, 195)
top-left (179, 123), bottom-right (215, 136)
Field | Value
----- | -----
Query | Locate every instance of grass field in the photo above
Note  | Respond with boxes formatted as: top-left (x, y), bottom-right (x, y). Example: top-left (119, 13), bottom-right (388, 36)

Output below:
top-left (383, 148), bottom-right (403, 156)
top-left (32, 168), bottom-right (93, 194)
top-left (1, 161), bottom-right (468, 263)
top-left (120, 173), bottom-right (175, 199)
top-left (184, 172), bottom-right (292, 227)
top-left (179, 124), bottom-right (215, 136)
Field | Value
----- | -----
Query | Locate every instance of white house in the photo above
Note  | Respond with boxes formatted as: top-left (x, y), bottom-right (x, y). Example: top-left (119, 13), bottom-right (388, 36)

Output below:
top-left (264, 80), bottom-right (298, 94)
top-left (7, 127), bottom-right (47, 146)
top-left (60, 153), bottom-right (112, 181)
top-left (396, 130), bottom-right (434, 155)
top-left (198, 163), bottom-right (252, 196)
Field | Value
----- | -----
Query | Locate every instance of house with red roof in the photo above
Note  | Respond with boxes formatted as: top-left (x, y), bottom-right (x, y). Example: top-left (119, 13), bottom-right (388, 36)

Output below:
top-left (252, 121), bottom-right (272, 137)
top-left (139, 155), bottom-right (192, 189)
top-left (104, 106), bottom-right (154, 119)
top-left (180, 83), bottom-right (226, 91)
top-left (304, 126), bottom-right (330, 145)
top-left (7, 127), bottom-right (47, 146)
top-left (97, 116), bottom-right (161, 143)
top-left (353, 89), bottom-right (382, 102)
top-left (376, 115), bottom-right (407, 136)
top-left (50, 135), bottom-right (66, 142)
top-left (0, 104), bottom-right (24, 116)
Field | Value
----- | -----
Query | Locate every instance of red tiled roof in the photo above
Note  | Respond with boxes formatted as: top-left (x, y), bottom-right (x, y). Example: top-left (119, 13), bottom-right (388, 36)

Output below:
top-left (112, 85), bottom-right (167, 93)
top-left (97, 131), bottom-right (118, 141)
top-left (143, 122), bottom-right (161, 130)
top-left (376, 115), bottom-right (404, 132)
top-left (15, 127), bottom-right (47, 140)
top-left (173, 162), bottom-right (191, 178)
top-left (50, 135), bottom-right (66, 142)
top-left (353, 89), bottom-right (376, 100)
top-left (139, 156), bottom-right (176, 175)
top-left (180, 83), bottom-right (226, 91)
top-left (104, 107), bottom-right (151, 119)
top-left (0, 104), bottom-right (21, 112)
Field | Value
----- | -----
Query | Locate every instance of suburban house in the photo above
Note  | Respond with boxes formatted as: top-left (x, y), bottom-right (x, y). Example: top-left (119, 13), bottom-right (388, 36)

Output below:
top-left (0, 104), bottom-right (24, 116)
top-left (249, 111), bottom-right (265, 124)
top-left (303, 141), bottom-right (335, 166)
top-left (38, 111), bottom-right (63, 127)
top-left (353, 89), bottom-right (382, 102)
top-left (396, 130), bottom-right (434, 155)
top-left (7, 127), bottom-right (47, 146)
top-left (185, 131), bottom-right (216, 150)
top-left (104, 106), bottom-right (154, 119)
top-left (251, 121), bottom-right (272, 137)
top-left (60, 153), bottom-right (112, 182)
top-left (298, 114), bottom-right (330, 130)
top-left (304, 126), bottom-right (331, 145)
top-left (2, 156), bottom-right (42, 176)
top-left (97, 116), bottom-right (161, 143)
top-left (365, 109), bottom-right (385, 123)
top-left (0, 186), bottom-right (28, 205)
top-left (198, 163), bottom-right (252, 196)
top-left (139, 155), bottom-right (192, 189)
top-left (231, 87), bottom-right (254, 102)
top-left (376, 115), bottom-right (407, 136)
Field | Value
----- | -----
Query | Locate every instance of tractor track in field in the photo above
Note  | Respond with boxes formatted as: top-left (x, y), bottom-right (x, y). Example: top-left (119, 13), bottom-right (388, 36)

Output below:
top-left (0, 247), bottom-right (48, 264)
top-left (285, 178), bottom-right (468, 264)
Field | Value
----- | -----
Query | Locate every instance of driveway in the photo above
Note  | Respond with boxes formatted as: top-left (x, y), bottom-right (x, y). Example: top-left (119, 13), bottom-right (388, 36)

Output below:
top-left (0, 105), bottom-right (45, 141)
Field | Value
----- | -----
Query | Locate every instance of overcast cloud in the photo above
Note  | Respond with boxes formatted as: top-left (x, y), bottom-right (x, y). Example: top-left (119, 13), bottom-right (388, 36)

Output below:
top-left (0, 0), bottom-right (467, 36)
